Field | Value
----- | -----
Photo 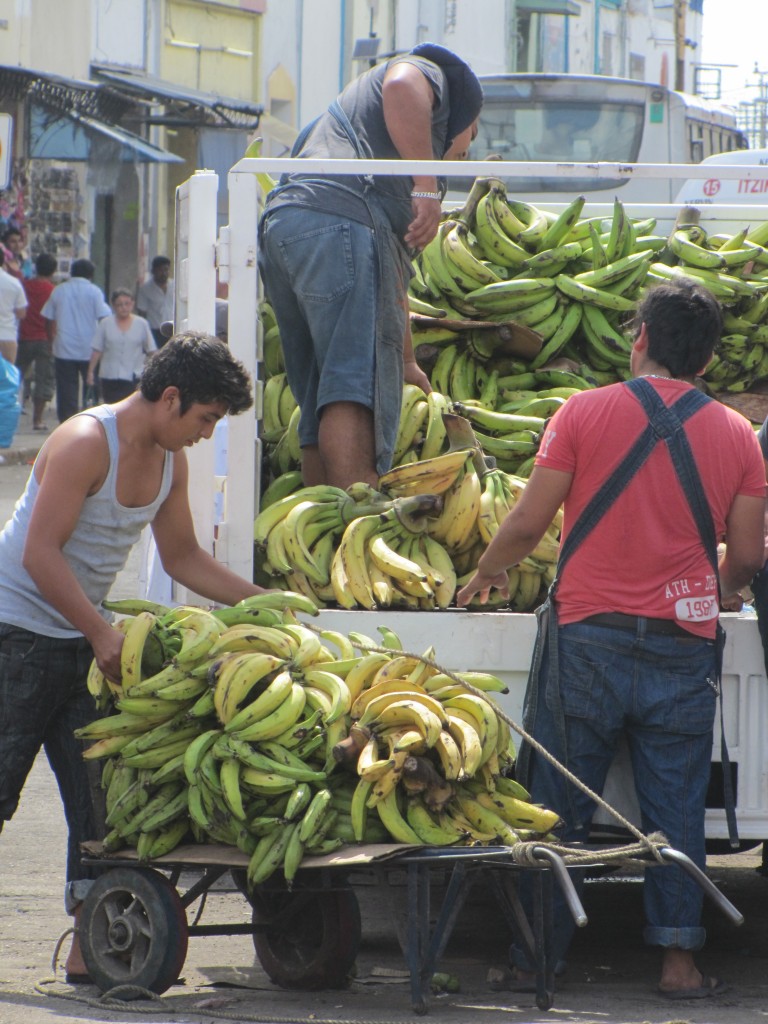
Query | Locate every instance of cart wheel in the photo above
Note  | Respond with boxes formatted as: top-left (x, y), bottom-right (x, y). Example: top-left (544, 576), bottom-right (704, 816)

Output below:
top-left (79, 866), bottom-right (188, 998)
top-left (251, 885), bottom-right (361, 989)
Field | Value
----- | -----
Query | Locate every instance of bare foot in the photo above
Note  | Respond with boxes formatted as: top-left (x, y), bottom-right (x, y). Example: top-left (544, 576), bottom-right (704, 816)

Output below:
top-left (658, 948), bottom-right (707, 994)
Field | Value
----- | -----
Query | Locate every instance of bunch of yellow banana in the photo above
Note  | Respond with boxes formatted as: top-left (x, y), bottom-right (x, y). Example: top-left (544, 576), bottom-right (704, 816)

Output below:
top-left (378, 444), bottom-right (472, 497)
top-left (253, 484), bottom-right (356, 602)
top-left (326, 652), bottom-right (562, 846)
top-left (259, 299), bottom-right (285, 379)
top-left (392, 385), bottom-right (470, 467)
top-left (329, 505), bottom-right (457, 611)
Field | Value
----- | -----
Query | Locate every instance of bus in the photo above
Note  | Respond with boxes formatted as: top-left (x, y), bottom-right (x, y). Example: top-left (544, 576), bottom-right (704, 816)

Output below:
top-left (449, 73), bottom-right (748, 204)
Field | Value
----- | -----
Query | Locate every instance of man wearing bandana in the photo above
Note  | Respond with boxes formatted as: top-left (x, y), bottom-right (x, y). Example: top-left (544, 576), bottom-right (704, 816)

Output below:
top-left (258, 44), bottom-right (482, 489)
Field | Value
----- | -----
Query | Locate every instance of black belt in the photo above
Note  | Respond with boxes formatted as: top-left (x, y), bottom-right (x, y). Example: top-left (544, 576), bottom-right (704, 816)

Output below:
top-left (580, 612), bottom-right (695, 638)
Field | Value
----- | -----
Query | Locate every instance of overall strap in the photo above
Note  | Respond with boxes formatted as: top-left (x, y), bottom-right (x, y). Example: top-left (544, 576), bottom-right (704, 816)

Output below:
top-left (554, 378), bottom-right (711, 585)
top-left (629, 378), bottom-right (718, 574)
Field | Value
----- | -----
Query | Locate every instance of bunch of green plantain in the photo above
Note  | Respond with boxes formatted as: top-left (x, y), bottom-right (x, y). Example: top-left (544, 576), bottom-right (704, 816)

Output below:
top-left (407, 177), bottom-right (768, 396)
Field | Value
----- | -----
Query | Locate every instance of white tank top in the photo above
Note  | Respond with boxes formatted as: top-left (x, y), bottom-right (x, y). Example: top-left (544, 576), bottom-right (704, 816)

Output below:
top-left (0, 404), bottom-right (174, 637)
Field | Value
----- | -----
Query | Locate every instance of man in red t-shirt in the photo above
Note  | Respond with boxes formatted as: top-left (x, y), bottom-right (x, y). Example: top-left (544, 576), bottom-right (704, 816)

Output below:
top-left (17, 253), bottom-right (57, 430)
top-left (458, 279), bottom-right (765, 999)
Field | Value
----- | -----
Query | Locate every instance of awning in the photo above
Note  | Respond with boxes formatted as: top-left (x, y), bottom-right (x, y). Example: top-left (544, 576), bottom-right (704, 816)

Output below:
top-left (517, 0), bottom-right (581, 13)
top-left (0, 64), bottom-right (130, 123)
top-left (92, 65), bottom-right (263, 130)
top-left (29, 106), bottom-right (183, 163)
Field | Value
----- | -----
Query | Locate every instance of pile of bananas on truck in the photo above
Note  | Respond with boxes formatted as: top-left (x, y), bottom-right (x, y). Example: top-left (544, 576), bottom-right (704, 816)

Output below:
top-left (81, 593), bottom-right (560, 877)
top-left (257, 176), bottom-right (768, 613)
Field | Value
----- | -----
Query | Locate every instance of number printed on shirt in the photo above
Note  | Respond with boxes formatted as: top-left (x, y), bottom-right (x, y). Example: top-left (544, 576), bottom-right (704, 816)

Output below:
top-left (675, 596), bottom-right (718, 621)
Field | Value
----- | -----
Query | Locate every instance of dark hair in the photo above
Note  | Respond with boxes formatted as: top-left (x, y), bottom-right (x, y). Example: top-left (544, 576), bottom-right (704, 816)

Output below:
top-left (110, 288), bottom-right (133, 304)
top-left (139, 331), bottom-right (253, 415)
top-left (35, 252), bottom-right (57, 277)
top-left (629, 278), bottom-right (722, 378)
top-left (0, 249), bottom-right (4, 268)
top-left (2, 227), bottom-right (21, 242)
top-left (151, 255), bottom-right (171, 270)
top-left (71, 258), bottom-right (95, 280)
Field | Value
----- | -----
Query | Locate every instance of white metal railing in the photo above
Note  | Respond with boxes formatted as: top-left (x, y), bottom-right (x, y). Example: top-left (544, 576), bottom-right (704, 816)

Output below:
top-left (231, 155), bottom-right (768, 181)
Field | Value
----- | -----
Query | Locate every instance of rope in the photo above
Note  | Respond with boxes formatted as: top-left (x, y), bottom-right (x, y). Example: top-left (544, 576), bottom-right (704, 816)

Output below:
top-left (36, 969), bottom-right (436, 1024)
top-left (310, 629), bottom-right (664, 863)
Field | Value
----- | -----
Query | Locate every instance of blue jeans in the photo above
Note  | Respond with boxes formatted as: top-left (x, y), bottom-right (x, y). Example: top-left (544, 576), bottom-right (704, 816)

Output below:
top-left (511, 620), bottom-right (717, 970)
top-left (0, 624), bottom-right (105, 897)
top-left (55, 358), bottom-right (89, 422)
top-left (258, 207), bottom-right (379, 451)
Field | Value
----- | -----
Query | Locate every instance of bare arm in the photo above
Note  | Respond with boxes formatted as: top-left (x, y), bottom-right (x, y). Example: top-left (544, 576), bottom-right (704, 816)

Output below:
top-left (44, 317), bottom-right (56, 343)
top-left (14, 305), bottom-right (26, 321)
top-left (151, 450), bottom-right (265, 604)
top-left (457, 466), bottom-right (572, 606)
top-left (382, 62), bottom-right (441, 250)
top-left (720, 493), bottom-right (766, 599)
top-left (22, 420), bottom-right (124, 679)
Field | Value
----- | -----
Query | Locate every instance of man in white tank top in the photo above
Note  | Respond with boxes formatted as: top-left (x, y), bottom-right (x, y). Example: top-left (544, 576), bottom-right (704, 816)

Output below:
top-left (0, 332), bottom-right (269, 981)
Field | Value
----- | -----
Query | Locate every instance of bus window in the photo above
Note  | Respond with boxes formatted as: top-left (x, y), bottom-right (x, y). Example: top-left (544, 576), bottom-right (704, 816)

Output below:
top-left (446, 74), bottom-right (747, 204)
top-left (465, 95), bottom-right (645, 194)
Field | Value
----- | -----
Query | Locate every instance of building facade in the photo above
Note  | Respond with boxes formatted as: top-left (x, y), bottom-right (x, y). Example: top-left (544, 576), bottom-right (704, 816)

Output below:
top-left (0, 0), bottom-right (264, 296)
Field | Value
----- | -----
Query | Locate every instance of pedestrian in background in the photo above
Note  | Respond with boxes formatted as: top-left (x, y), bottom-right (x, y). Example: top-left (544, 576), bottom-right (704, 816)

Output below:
top-left (42, 259), bottom-right (111, 423)
top-left (0, 247), bottom-right (27, 365)
top-left (87, 288), bottom-right (155, 403)
top-left (1, 226), bottom-right (33, 281)
top-left (136, 255), bottom-right (174, 348)
top-left (458, 279), bottom-right (765, 999)
top-left (17, 252), bottom-right (57, 430)
top-left (258, 42), bottom-right (482, 489)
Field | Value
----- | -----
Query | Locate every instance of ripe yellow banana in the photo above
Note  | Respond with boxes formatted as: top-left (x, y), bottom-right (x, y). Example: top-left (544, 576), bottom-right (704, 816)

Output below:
top-left (368, 699), bottom-right (443, 748)
top-left (301, 667), bottom-right (352, 724)
top-left (232, 681), bottom-right (307, 742)
top-left (378, 447), bottom-right (471, 498)
top-left (119, 610), bottom-right (158, 691)
top-left (445, 714), bottom-right (483, 778)
top-left (222, 666), bottom-right (294, 734)
top-left (213, 652), bottom-right (287, 726)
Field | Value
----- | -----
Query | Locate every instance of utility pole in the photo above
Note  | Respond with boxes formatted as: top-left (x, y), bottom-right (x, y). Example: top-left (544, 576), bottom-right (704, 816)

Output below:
top-left (756, 67), bottom-right (768, 148)
top-left (674, 0), bottom-right (687, 92)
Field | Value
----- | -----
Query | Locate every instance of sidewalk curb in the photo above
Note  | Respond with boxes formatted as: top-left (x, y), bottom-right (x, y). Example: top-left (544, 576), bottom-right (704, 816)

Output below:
top-left (0, 446), bottom-right (42, 466)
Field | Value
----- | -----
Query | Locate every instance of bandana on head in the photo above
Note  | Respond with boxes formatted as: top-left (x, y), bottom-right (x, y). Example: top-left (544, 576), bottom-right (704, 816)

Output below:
top-left (410, 42), bottom-right (483, 152)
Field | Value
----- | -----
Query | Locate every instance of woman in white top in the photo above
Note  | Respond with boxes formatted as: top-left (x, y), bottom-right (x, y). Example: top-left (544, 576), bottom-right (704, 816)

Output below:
top-left (87, 289), bottom-right (156, 403)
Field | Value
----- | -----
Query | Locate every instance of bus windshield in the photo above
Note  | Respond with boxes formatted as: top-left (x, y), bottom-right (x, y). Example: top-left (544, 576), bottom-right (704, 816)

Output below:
top-left (457, 82), bottom-right (645, 193)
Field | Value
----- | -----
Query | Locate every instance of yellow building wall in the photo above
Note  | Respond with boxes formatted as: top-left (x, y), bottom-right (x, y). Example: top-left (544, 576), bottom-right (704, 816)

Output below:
top-left (156, 0), bottom-right (262, 257)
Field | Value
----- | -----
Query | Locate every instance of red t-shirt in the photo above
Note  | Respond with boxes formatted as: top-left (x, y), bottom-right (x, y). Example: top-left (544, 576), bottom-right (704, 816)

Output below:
top-left (19, 277), bottom-right (55, 342)
top-left (534, 378), bottom-right (766, 638)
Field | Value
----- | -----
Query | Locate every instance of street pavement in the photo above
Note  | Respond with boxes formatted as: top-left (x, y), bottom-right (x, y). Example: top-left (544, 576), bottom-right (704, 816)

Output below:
top-left (1, 413), bottom-right (768, 1024)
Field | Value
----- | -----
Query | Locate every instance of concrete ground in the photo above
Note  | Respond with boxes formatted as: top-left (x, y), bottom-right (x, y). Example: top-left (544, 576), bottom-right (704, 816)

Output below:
top-left (2, 752), bottom-right (768, 1024)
